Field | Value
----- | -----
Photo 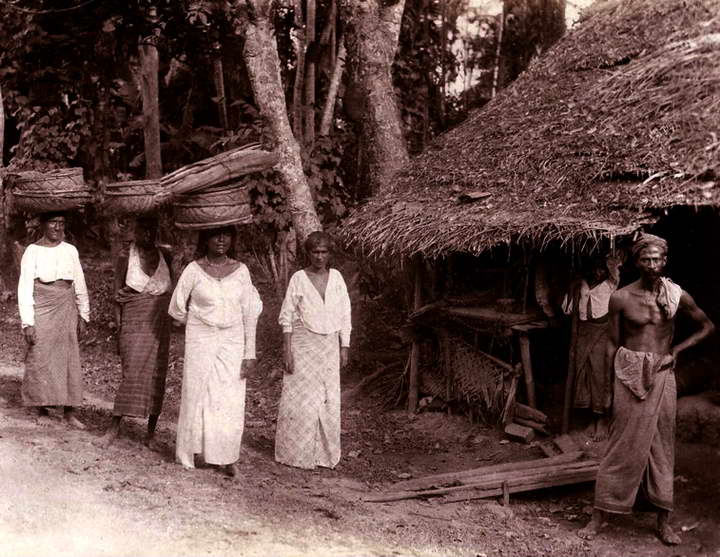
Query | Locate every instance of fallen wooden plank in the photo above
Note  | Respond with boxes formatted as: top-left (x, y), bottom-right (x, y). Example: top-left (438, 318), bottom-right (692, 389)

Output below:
top-left (554, 433), bottom-right (580, 454)
top-left (390, 451), bottom-right (584, 492)
top-left (504, 423), bottom-right (535, 443)
top-left (514, 402), bottom-right (548, 424)
top-left (368, 461), bottom-right (598, 502)
top-left (440, 470), bottom-right (597, 504)
top-left (513, 417), bottom-right (550, 436)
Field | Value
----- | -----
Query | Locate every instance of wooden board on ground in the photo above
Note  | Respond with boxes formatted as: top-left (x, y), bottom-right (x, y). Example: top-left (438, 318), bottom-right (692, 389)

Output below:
top-left (553, 433), bottom-right (580, 454)
top-left (386, 451), bottom-right (585, 493)
top-left (365, 460), bottom-right (599, 503)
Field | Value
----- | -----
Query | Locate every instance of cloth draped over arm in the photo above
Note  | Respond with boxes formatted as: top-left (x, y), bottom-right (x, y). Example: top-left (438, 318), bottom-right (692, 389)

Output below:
top-left (18, 242), bottom-right (90, 328)
top-left (278, 269), bottom-right (352, 347)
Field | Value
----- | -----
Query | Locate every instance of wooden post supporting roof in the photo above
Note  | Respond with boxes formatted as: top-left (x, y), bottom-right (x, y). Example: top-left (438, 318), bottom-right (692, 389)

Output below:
top-left (407, 257), bottom-right (423, 413)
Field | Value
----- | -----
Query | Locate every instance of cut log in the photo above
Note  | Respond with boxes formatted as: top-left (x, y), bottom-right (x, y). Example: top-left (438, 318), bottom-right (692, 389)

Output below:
top-left (513, 417), bottom-right (550, 436)
top-left (366, 461), bottom-right (599, 502)
top-left (390, 451), bottom-right (584, 492)
top-left (514, 402), bottom-right (548, 424)
top-left (553, 433), bottom-right (580, 454)
top-left (504, 423), bottom-right (535, 443)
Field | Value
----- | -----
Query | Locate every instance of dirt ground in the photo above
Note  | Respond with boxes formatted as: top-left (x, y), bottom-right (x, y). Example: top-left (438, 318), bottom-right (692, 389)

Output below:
top-left (2, 257), bottom-right (720, 557)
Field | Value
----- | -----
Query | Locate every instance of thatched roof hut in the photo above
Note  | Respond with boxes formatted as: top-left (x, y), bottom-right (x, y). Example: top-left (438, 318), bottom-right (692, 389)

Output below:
top-left (343, 0), bottom-right (720, 260)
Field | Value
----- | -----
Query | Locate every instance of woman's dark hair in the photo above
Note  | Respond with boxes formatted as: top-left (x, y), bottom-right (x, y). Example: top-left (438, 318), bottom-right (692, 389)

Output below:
top-left (38, 211), bottom-right (67, 222)
top-left (195, 226), bottom-right (237, 259)
top-left (304, 231), bottom-right (332, 252)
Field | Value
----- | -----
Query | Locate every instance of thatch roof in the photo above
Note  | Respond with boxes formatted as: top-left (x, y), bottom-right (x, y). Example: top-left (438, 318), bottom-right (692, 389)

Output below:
top-left (343, 0), bottom-right (720, 259)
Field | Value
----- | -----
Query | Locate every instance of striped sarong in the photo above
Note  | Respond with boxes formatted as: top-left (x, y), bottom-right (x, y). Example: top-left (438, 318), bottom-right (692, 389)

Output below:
top-left (572, 317), bottom-right (612, 413)
top-left (275, 323), bottom-right (341, 469)
top-left (594, 347), bottom-right (676, 513)
top-left (113, 289), bottom-right (171, 418)
top-left (22, 280), bottom-right (82, 406)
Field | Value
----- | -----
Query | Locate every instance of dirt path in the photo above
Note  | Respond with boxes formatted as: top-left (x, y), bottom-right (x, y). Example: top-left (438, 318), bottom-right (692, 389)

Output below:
top-left (2, 359), bottom-right (719, 557)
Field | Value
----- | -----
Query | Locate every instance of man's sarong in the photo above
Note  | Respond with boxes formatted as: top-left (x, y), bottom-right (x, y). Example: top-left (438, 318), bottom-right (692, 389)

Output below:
top-left (22, 280), bottom-right (82, 406)
top-left (594, 346), bottom-right (676, 513)
top-left (113, 289), bottom-right (171, 418)
top-left (572, 318), bottom-right (611, 413)
top-left (176, 315), bottom-right (247, 468)
top-left (275, 323), bottom-right (341, 469)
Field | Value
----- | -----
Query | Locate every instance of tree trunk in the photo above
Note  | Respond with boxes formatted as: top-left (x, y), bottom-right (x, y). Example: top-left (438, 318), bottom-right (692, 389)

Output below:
top-left (319, 40), bottom-right (346, 136)
top-left (139, 7), bottom-right (163, 180)
top-left (302, 0), bottom-right (317, 148)
top-left (240, 0), bottom-right (322, 242)
top-left (212, 40), bottom-right (230, 131)
top-left (341, 0), bottom-right (409, 196)
top-left (498, 0), bottom-right (565, 89)
top-left (0, 82), bottom-right (8, 296)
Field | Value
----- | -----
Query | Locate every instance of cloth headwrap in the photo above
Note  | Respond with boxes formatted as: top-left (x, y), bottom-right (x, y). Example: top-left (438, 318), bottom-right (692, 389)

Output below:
top-left (632, 234), bottom-right (679, 319)
top-left (632, 233), bottom-right (667, 258)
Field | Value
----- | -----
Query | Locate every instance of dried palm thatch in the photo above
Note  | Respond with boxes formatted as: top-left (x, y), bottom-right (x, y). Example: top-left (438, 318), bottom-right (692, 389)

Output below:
top-left (343, 0), bottom-right (720, 259)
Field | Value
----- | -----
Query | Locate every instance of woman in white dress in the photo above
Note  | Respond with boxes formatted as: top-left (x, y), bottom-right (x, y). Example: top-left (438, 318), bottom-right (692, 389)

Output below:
top-left (168, 226), bottom-right (262, 478)
top-left (275, 231), bottom-right (351, 469)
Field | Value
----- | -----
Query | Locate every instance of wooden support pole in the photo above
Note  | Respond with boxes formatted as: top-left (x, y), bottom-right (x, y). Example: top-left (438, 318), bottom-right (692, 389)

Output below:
top-left (518, 332), bottom-right (536, 408)
top-left (139, 5), bottom-right (162, 180)
top-left (562, 313), bottom-right (579, 434)
top-left (407, 258), bottom-right (423, 413)
top-left (211, 40), bottom-right (229, 131)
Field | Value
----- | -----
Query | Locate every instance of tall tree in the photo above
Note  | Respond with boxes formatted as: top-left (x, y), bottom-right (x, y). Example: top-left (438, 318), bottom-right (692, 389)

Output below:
top-left (498, 0), bottom-right (565, 87)
top-left (341, 0), bottom-right (410, 196)
top-left (233, 0), bottom-right (322, 242)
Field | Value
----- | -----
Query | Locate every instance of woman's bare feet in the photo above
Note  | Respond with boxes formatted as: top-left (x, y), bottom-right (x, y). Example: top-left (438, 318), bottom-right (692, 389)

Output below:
top-left (225, 462), bottom-right (241, 480)
top-left (578, 510), bottom-right (606, 540)
top-left (657, 512), bottom-right (681, 545)
top-left (64, 414), bottom-right (87, 430)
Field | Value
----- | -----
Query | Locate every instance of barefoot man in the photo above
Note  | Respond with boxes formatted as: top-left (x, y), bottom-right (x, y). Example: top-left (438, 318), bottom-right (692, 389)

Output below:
top-left (579, 233), bottom-right (714, 544)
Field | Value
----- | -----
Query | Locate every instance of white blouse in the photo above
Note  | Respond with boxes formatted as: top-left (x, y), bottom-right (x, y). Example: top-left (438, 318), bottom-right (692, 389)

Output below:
top-left (125, 243), bottom-right (172, 295)
top-left (168, 261), bottom-right (262, 359)
top-left (18, 242), bottom-right (90, 327)
top-left (278, 269), bottom-right (352, 347)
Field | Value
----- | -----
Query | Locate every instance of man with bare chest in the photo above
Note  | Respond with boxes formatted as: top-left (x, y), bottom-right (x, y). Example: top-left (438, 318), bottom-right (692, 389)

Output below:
top-left (579, 234), bottom-right (714, 544)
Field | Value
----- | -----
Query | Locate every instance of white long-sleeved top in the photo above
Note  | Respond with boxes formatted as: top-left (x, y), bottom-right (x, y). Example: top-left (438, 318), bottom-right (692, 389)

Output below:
top-left (18, 242), bottom-right (90, 328)
top-left (278, 269), bottom-right (352, 347)
top-left (168, 261), bottom-right (262, 359)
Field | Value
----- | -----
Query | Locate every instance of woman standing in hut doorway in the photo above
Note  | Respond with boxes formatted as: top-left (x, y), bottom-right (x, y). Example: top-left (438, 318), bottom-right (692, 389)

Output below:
top-left (275, 231), bottom-right (352, 469)
top-left (18, 211), bottom-right (90, 429)
top-left (563, 252), bottom-right (622, 440)
top-left (168, 226), bottom-right (262, 478)
top-left (98, 217), bottom-right (172, 449)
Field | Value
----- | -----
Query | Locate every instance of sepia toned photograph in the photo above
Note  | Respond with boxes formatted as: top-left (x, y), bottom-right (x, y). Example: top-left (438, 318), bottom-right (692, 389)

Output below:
top-left (1, 0), bottom-right (718, 555)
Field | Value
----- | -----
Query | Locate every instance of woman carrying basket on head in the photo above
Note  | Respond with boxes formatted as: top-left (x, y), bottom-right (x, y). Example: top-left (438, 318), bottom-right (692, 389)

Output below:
top-left (168, 226), bottom-right (262, 478)
top-left (18, 211), bottom-right (90, 429)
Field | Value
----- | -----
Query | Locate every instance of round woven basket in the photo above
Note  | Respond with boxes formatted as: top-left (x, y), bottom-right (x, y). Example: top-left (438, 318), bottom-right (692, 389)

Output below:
top-left (104, 179), bottom-right (170, 215)
top-left (173, 183), bottom-right (252, 230)
top-left (12, 189), bottom-right (93, 213)
top-left (9, 168), bottom-right (86, 193)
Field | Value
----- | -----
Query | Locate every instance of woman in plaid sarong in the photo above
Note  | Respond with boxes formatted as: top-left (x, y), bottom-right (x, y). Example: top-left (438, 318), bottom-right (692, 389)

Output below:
top-left (275, 232), bottom-right (352, 469)
top-left (99, 218), bottom-right (172, 448)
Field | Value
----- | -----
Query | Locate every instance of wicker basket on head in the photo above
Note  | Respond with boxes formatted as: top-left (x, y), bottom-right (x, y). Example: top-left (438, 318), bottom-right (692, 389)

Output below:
top-left (11, 189), bottom-right (93, 213)
top-left (104, 179), bottom-right (171, 215)
top-left (173, 182), bottom-right (252, 230)
top-left (9, 168), bottom-right (86, 193)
